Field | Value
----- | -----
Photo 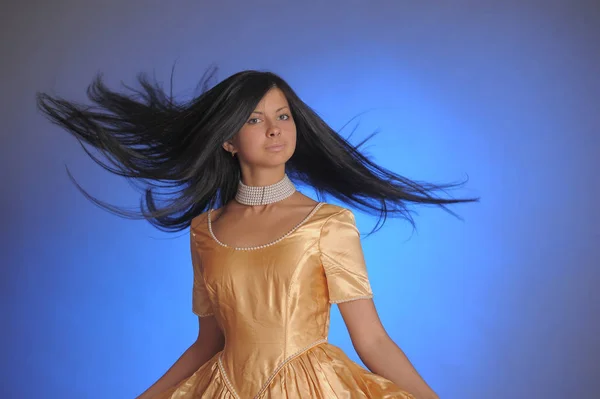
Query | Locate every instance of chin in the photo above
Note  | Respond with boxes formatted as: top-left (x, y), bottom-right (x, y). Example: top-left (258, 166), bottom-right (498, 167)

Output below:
top-left (261, 153), bottom-right (293, 168)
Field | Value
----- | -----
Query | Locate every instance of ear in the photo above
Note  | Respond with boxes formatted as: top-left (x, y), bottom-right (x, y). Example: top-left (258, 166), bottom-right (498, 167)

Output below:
top-left (222, 141), bottom-right (235, 153)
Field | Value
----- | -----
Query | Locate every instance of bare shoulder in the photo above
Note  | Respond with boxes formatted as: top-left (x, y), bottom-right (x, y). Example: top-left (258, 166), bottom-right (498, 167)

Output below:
top-left (270, 192), bottom-right (324, 220)
top-left (286, 192), bottom-right (320, 210)
top-left (210, 193), bottom-right (321, 229)
top-left (190, 209), bottom-right (210, 230)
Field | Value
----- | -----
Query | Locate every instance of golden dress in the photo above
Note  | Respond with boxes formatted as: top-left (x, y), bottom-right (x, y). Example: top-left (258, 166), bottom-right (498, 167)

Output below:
top-left (155, 203), bottom-right (415, 398)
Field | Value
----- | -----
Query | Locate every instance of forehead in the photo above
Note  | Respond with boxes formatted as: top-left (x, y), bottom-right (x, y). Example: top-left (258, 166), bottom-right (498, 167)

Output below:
top-left (254, 87), bottom-right (289, 110)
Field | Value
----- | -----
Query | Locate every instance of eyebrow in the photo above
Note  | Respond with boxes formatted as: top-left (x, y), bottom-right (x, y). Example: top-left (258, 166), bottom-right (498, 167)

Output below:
top-left (251, 106), bottom-right (289, 115)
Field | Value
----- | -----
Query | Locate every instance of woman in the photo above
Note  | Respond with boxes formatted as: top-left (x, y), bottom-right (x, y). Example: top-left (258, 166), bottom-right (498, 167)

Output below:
top-left (37, 68), bottom-right (475, 398)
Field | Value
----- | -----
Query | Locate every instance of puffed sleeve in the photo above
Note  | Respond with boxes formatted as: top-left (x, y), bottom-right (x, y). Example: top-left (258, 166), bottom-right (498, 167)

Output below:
top-left (319, 209), bottom-right (374, 304)
top-left (190, 230), bottom-right (214, 317)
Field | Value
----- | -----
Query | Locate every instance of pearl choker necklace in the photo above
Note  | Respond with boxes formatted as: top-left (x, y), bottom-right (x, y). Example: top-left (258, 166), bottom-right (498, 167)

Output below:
top-left (235, 174), bottom-right (296, 206)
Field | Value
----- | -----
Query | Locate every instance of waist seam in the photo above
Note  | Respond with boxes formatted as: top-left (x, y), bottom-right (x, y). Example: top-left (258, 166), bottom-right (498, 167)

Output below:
top-left (217, 337), bottom-right (328, 399)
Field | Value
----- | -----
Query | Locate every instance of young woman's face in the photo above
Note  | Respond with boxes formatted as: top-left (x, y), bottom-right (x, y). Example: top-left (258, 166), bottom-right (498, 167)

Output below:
top-left (224, 87), bottom-right (297, 169)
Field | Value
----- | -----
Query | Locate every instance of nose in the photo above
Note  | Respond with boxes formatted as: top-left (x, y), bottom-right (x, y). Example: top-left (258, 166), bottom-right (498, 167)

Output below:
top-left (267, 124), bottom-right (281, 137)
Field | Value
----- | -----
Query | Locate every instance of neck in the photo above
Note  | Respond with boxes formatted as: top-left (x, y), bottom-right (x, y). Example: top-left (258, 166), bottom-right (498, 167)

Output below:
top-left (238, 167), bottom-right (286, 187)
top-left (235, 173), bottom-right (296, 206)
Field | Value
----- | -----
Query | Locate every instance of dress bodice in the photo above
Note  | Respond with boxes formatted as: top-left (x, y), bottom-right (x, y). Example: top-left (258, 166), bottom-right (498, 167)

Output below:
top-left (189, 203), bottom-right (374, 398)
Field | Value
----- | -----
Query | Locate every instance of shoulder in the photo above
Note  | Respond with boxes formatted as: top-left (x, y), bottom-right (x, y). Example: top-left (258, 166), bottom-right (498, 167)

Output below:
top-left (317, 203), bottom-right (356, 220)
top-left (315, 203), bottom-right (358, 231)
top-left (190, 209), bottom-right (211, 237)
top-left (317, 204), bottom-right (362, 251)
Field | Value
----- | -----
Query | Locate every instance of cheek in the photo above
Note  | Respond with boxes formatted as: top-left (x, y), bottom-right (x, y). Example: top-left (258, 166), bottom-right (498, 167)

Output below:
top-left (235, 126), bottom-right (255, 143)
top-left (286, 128), bottom-right (297, 154)
top-left (286, 122), bottom-right (297, 140)
top-left (235, 128), bottom-right (264, 153)
top-left (289, 131), bottom-right (297, 146)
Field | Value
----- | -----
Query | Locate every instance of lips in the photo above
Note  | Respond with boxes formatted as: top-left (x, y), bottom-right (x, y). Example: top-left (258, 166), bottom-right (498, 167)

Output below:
top-left (266, 143), bottom-right (285, 151)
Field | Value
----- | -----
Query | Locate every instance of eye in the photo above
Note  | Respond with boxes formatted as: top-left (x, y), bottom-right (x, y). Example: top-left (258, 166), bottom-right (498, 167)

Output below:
top-left (247, 117), bottom-right (261, 125)
top-left (278, 114), bottom-right (290, 121)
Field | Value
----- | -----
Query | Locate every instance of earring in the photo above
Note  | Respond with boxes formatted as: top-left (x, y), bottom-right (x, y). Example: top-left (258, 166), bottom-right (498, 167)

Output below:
top-left (231, 152), bottom-right (236, 157)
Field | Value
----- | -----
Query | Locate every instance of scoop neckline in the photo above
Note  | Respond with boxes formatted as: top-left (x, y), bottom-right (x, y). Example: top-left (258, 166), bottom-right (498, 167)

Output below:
top-left (207, 202), bottom-right (325, 251)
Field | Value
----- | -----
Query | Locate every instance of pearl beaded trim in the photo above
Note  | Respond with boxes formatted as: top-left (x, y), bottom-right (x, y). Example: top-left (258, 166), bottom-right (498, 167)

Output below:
top-left (217, 354), bottom-right (241, 399)
top-left (254, 338), bottom-right (328, 397)
top-left (235, 174), bottom-right (296, 206)
top-left (194, 311), bottom-right (214, 317)
top-left (217, 338), bottom-right (328, 399)
top-left (330, 294), bottom-right (374, 304)
top-left (208, 202), bottom-right (324, 251)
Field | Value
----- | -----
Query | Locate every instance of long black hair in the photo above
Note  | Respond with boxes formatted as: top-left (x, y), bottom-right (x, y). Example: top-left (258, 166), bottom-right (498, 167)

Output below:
top-left (36, 67), bottom-right (477, 233)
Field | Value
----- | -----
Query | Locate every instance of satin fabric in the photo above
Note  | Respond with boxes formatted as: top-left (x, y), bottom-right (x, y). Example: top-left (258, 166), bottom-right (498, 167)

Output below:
top-left (154, 203), bottom-right (415, 399)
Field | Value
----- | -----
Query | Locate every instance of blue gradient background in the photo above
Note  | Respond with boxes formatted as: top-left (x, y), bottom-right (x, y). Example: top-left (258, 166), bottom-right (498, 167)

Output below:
top-left (2, 1), bottom-right (599, 398)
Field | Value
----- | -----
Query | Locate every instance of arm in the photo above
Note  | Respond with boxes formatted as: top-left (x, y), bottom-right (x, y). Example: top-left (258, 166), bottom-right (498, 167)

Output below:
top-left (338, 298), bottom-right (439, 399)
top-left (135, 315), bottom-right (224, 399)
